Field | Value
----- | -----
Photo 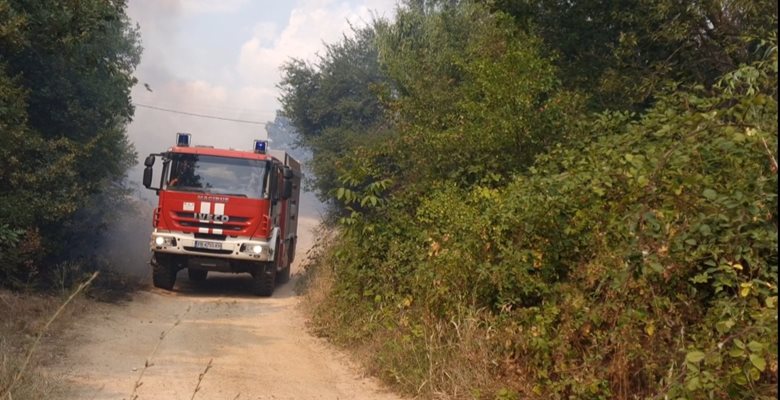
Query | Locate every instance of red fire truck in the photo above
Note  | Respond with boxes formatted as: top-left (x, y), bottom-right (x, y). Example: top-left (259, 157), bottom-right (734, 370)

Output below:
top-left (142, 133), bottom-right (301, 296)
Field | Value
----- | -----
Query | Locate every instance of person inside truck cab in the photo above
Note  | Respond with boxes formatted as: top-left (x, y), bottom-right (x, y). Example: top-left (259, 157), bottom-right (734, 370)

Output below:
top-left (167, 159), bottom-right (196, 188)
top-left (246, 168), bottom-right (265, 198)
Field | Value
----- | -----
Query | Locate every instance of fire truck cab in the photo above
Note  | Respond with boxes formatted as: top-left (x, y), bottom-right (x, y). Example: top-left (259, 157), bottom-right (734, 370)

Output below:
top-left (142, 133), bottom-right (301, 296)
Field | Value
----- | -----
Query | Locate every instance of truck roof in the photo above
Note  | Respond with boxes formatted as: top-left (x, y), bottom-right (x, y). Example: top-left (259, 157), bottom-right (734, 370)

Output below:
top-left (168, 145), bottom-right (276, 161)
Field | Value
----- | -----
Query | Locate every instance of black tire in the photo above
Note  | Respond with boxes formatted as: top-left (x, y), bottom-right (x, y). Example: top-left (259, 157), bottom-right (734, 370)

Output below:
top-left (251, 263), bottom-right (276, 296)
top-left (151, 253), bottom-right (177, 290)
top-left (276, 264), bottom-right (290, 284)
top-left (188, 268), bottom-right (208, 282)
top-left (276, 239), bottom-right (295, 284)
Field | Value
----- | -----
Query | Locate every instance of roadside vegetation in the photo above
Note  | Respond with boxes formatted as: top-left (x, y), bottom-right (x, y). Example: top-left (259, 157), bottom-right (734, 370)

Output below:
top-left (0, 0), bottom-right (141, 288)
top-left (286, 1), bottom-right (778, 398)
top-left (0, 290), bottom-right (72, 399)
top-left (1, 1), bottom-right (141, 398)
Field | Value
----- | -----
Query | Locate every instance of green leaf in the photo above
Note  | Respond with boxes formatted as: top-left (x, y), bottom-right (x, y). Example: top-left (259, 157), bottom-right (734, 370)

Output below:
top-left (749, 354), bottom-right (766, 372)
top-left (715, 319), bottom-right (734, 334)
top-left (685, 376), bottom-right (701, 391)
top-left (686, 351), bottom-right (706, 363)
top-left (747, 341), bottom-right (764, 353)
top-left (698, 224), bottom-right (712, 236)
top-left (647, 261), bottom-right (664, 274)
top-left (728, 347), bottom-right (745, 358)
top-left (702, 189), bottom-right (717, 200)
top-left (748, 366), bottom-right (762, 381)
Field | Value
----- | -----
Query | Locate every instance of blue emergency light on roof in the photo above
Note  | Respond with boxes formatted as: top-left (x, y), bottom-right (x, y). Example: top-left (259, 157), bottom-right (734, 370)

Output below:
top-left (176, 132), bottom-right (192, 147)
top-left (253, 140), bottom-right (268, 154)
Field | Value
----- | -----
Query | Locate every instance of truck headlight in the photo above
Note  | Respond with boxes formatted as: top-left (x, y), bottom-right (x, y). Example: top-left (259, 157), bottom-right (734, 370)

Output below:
top-left (241, 243), bottom-right (268, 256)
top-left (152, 235), bottom-right (176, 247)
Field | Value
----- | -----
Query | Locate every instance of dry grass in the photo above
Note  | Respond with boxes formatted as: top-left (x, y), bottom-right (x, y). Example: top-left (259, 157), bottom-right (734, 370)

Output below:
top-left (86, 268), bottom-right (146, 304)
top-left (355, 311), bottom-right (527, 399)
top-left (295, 223), bottom-right (338, 298)
top-left (189, 358), bottom-right (213, 400)
top-left (0, 269), bottom-right (145, 400)
top-left (129, 304), bottom-right (192, 400)
top-left (297, 223), bottom-right (341, 339)
top-left (0, 276), bottom-right (96, 400)
top-left (297, 225), bottom-right (520, 399)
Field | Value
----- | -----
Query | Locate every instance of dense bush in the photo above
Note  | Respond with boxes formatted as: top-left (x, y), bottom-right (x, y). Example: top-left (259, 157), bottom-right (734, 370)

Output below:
top-left (285, 1), bottom-right (777, 398)
top-left (307, 55), bottom-right (778, 398)
top-left (0, 0), bottom-right (140, 287)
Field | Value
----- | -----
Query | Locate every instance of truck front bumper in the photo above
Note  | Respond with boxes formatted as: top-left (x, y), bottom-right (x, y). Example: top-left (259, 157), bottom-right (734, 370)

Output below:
top-left (149, 229), bottom-right (276, 262)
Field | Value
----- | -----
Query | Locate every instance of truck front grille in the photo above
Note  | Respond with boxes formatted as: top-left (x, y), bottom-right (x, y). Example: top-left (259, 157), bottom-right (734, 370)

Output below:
top-left (172, 212), bottom-right (252, 235)
top-left (194, 233), bottom-right (226, 241)
top-left (183, 246), bottom-right (234, 255)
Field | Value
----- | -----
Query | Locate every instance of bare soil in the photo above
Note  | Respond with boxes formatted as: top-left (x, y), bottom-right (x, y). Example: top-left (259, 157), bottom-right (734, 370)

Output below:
top-left (47, 216), bottom-right (402, 400)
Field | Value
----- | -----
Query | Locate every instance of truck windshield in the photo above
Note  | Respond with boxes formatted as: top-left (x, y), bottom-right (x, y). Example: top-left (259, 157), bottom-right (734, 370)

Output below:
top-left (165, 154), bottom-right (269, 198)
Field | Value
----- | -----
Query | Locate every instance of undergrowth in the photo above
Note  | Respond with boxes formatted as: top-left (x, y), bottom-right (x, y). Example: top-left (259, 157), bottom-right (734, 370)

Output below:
top-left (0, 289), bottom-right (86, 399)
top-left (299, 52), bottom-right (779, 399)
top-left (0, 264), bottom-right (143, 399)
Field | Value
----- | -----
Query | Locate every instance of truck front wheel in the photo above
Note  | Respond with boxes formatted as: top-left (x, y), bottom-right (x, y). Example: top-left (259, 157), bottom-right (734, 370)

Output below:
top-left (251, 263), bottom-right (276, 297)
top-left (151, 253), bottom-right (177, 290)
top-left (276, 240), bottom-right (293, 284)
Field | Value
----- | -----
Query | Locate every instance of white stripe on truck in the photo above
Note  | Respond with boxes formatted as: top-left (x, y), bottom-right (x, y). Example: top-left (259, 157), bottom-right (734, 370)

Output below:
top-left (200, 201), bottom-right (211, 215)
top-left (200, 201), bottom-right (212, 234)
top-left (213, 203), bottom-right (225, 225)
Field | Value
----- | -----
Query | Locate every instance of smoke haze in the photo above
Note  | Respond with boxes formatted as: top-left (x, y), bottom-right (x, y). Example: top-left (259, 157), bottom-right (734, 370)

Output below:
top-left (95, 1), bottom-right (393, 276)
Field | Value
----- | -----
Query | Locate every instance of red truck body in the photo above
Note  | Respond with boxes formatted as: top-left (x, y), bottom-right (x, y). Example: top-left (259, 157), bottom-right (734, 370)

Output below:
top-left (142, 136), bottom-right (301, 296)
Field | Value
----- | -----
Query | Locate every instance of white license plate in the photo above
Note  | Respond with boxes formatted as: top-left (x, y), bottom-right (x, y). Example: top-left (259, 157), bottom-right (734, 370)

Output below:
top-left (194, 240), bottom-right (222, 250)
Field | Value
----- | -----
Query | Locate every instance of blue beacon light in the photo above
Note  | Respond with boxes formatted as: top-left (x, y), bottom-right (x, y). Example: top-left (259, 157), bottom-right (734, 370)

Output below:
top-left (253, 140), bottom-right (268, 154)
top-left (176, 132), bottom-right (192, 147)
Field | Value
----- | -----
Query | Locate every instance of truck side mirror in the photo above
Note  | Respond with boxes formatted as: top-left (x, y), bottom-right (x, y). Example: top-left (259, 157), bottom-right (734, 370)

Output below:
top-left (144, 155), bottom-right (155, 167)
top-left (142, 166), bottom-right (154, 188)
top-left (283, 166), bottom-right (293, 179)
top-left (282, 180), bottom-right (293, 200)
top-left (269, 167), bottom-right (279, 203)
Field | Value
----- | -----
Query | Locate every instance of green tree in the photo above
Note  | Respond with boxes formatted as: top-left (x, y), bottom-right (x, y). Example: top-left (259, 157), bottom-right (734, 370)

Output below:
top-left (279, 22), bottom-right (393, 202)
top-left (293, 1), bottom-right (778, 398)
top-left (0, 0), bottom-right (141, 286)
top-left (377, 3), bottom-right (584, 188)
top-left (490, 0), bottom-right (779, 110)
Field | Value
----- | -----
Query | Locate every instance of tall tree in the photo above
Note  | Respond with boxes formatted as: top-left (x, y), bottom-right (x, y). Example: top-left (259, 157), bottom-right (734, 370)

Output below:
top-left (491, 0), bottom-right (779, 110)
top-left (0, 0), bottom-right (141, 285)
top-left (377, 3), bottom-right (583, 187)
top-left (279, 22), bottom-right (392, 201)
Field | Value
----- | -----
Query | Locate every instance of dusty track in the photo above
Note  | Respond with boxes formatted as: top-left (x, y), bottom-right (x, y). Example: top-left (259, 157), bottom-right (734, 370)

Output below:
top-left (49, 216), bottom-right (401, 400)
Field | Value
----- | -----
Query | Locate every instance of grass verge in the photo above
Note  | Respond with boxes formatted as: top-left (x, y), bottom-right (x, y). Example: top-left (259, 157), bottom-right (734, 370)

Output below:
top-left (0, 289), bottom-right (86, 399)
top-left (0, 268), bottom-right (144, 400)
top-left (298, 225), bottom-right (516, 399)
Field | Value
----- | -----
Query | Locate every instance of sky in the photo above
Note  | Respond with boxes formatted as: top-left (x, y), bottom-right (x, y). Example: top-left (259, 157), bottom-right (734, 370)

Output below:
top-left (126, 0), bottom-right (397, 173)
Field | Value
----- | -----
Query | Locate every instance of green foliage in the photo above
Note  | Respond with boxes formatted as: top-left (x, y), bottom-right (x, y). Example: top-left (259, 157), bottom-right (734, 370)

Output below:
top-left (278, 22), bottom-right (393, 201)
top-left (0, 0), bottom-right (140, 287)
top-left (492, 0), bottom-right (779, 111)
top-left (286, 1), bottom-right (778, 398)
top-left (378, 3), bottom-right (585, 187)
top-left (312, 51), bottom-right (778, 398)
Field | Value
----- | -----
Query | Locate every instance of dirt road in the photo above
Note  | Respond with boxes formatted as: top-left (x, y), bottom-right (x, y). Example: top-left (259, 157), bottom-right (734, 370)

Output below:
top-left (49, 215), bottom-right (401, 400)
